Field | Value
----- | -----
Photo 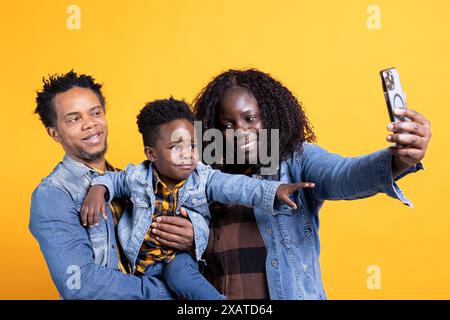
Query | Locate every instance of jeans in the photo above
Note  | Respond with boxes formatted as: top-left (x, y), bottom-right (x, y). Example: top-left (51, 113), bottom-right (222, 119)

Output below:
top-left (143, 252), bottom-right (225, 300)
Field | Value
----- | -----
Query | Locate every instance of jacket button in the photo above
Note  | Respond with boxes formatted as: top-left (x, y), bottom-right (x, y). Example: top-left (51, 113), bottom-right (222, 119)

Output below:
top-left (272, 260), bottom-right (278, 268)
top-left (192, 213), bottom-right (198, 218)
top-left (267, 228), bottom-right (272, 235)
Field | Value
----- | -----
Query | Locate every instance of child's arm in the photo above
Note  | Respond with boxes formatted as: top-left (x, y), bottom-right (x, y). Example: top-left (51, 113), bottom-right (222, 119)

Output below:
top-left (81, 164), bottom-right (136, 226)
top-left (91, 168), bottom-right (133, 201)
top-left (81, 185), bottom-right (108, 226)
top-left (200, 163), bottom-right (314, 213)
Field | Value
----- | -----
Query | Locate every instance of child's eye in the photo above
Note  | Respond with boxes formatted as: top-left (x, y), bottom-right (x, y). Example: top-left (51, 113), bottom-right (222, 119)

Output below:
top-left (189, 143), bottom-right (197, 150)
top-left (247, 116), bottom-right (257, 122)
top-left (223, 123), bottom-right (233, 129)
top-left (172, 144), bottom-right (182, 151)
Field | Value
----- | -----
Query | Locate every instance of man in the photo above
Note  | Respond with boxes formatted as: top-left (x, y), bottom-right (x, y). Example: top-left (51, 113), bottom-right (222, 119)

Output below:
top-left (29, 70), bottom-right (194, 299)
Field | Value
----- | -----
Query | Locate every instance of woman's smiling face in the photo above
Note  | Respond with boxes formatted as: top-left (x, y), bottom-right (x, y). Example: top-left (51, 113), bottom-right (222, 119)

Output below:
top-left (217, 86), bottom-right (263, 163)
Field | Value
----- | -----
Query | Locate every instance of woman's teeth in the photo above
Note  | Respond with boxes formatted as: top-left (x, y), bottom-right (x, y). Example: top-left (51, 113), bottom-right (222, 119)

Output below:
top-left (240, 140), bottom-right (256, 149)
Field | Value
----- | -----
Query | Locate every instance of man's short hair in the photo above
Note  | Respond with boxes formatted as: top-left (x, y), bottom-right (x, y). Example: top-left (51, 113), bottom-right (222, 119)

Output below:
top-left (35, 70), bottom-right (105, 128)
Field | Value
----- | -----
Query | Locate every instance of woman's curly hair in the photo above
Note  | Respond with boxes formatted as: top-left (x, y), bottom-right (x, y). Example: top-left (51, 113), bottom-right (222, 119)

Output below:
top-left (193, 69), bottom-right (316, 163)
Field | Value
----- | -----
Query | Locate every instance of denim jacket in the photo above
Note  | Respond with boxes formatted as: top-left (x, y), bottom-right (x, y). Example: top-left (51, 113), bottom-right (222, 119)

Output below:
top-left (29, 155), bottom-right (174, 299)
top-left (92, 160), bottom-right (283, 273)
top-left (250, 143), bottom-right (423, 300)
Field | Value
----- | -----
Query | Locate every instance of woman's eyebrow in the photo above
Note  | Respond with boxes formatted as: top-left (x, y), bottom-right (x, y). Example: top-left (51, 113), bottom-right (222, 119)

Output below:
top-left (217, 115), bottom-right (232, 122)
top-left (241, 109), bottom-right (254, 115)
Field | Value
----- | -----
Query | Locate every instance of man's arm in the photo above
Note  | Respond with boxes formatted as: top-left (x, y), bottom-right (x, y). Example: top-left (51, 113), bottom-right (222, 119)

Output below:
top-left (29, 184), bottom-right (171, 300)
top-left (301, 143), bottom-right (424, 207)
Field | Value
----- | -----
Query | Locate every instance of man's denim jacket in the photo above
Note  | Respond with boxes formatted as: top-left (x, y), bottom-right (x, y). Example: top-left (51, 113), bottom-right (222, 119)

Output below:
top-left (29, 155), bottom-right (174, 300)
top-left (92, 160), bottom-right (283, 273)
top-left (248, 143), bottom-right (423, 300)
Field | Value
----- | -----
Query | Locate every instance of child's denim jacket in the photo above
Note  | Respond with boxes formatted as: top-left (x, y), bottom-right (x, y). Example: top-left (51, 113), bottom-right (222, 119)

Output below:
top-left (92, 161), bottom-right (283, 273)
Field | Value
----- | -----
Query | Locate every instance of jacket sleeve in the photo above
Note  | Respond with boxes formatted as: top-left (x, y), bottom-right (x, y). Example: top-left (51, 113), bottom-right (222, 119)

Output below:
top-left (301, 143), bottom-right (424, 207)
top-left (91, 164), bottom-right (136, 202)
top-left (29, 184), bottom-right (171, 300)
top-left (200, 162), bottom-right (283, 214)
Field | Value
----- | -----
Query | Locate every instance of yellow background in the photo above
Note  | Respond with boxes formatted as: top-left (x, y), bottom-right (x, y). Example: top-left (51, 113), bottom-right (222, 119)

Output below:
top-left (0, 0), bottom-right (448, 299)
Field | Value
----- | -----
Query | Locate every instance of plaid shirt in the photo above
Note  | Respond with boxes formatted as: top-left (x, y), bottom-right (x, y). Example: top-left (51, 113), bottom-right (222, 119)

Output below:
top-left (203, 166), bottom-right (269, 300)
top-left (135, 169), bottom-right (186, 274)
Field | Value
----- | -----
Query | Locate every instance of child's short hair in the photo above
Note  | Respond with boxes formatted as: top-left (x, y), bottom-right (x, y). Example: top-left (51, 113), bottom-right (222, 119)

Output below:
top-left (136, 97), bottom-right (194, 147)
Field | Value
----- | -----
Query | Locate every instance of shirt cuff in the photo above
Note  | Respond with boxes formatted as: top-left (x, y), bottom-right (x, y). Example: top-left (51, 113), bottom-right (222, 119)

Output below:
top-left (261, 180), bottom-right (284, 214)
top-left (380, 148), bottom-right (424, 208)
top-left (91, 176), bottom-right (114, 203)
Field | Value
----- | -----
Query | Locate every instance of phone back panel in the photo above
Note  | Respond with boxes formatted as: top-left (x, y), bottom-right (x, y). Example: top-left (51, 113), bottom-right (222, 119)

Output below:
top-left (380, 67), bottom-right (408, 122)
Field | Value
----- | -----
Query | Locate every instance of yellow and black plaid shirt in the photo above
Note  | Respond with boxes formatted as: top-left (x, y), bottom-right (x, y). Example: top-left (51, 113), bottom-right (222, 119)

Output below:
top-left (135, 169), bottom-right (186, 274)
top-left (93, 162), bottom-right (131, 274)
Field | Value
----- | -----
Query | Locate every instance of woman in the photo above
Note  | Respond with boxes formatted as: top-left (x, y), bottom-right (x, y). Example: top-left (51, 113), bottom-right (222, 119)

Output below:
top-left (190, 69), bottom-right (431, 299)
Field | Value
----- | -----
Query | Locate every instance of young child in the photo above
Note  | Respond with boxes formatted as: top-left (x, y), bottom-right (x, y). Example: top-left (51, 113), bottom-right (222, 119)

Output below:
top-left (82, 98), bottom-right (314, 300)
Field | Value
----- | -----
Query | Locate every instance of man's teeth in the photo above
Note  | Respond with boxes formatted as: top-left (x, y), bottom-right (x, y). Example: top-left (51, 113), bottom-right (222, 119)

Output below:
top-left (240, 140), bottom-right (256, 149)
top-left (84, 134), bottom-right (99, 141)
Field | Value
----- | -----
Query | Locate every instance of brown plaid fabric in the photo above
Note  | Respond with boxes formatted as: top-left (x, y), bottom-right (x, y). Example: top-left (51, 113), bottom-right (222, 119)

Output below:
top-left (203, 167), bottom-right (269, 300)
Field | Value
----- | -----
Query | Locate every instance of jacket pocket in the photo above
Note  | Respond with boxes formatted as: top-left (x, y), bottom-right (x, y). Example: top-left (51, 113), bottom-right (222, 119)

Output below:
top-left (130, 193), bottom-right (149, 208)
top-left (273, 202), bottom-right (301, 216)
top-left (88, 229), bottom-right (108, 266)
top-left (189, 196), bottom-right (207, 207)
top-left (80, 199), bottom-right (109, 267)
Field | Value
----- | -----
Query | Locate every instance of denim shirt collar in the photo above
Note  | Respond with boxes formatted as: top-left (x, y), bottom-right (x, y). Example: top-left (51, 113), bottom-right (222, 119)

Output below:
top-left (61, 154), bottom-right (116, 180)
top-left (62, 154), bottom-right (96, 178)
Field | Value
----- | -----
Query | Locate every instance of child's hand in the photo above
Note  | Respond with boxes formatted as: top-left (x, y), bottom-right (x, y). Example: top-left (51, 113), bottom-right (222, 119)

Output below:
top-left (81, 185), bottom-right (108, 227)
top-left (275, 182), bottom-right (316, 210)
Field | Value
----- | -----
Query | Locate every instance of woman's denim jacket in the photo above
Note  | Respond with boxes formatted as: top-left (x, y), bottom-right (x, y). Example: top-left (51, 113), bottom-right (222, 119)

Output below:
top-left (248, 143), bottom-right (423, 299)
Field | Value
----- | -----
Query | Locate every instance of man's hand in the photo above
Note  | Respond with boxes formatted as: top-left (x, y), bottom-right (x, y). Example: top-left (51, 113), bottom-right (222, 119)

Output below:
top-left (81, 185), bottom-right (108, 227)
top-left (276, 182), bottom-right (316, 210)
top-left (150, 207), bottom-right (194, 251)
top-left (386, 108), bottom-right (431, 178)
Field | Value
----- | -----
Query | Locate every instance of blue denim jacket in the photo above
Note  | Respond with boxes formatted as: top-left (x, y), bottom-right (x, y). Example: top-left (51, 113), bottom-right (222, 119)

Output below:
top-left (250, 143), bottom-right (423, 300)
top-left (29, 155), bottom-right (174, 299)
top-left (92, 160), bottom-right (283, 273)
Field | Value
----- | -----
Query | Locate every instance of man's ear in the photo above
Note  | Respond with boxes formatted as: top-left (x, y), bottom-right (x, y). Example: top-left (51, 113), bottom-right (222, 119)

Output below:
top-left (47, 127), bottom-right (61, 144)
top-left (144, 146), bottom-right (156, 162)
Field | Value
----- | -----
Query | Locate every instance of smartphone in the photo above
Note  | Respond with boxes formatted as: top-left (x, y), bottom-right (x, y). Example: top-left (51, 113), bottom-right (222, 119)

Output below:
top-left (380, 67), bottom-right (409, 123)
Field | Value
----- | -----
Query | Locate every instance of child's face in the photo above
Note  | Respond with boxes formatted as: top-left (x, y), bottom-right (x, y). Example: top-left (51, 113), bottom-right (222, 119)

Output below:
top-left (145, 119), bottom-right (199, 186)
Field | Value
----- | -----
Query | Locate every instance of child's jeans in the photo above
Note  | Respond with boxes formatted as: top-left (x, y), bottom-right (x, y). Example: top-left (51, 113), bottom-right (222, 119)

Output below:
top-left (143, 252), bottom-right (226, 300)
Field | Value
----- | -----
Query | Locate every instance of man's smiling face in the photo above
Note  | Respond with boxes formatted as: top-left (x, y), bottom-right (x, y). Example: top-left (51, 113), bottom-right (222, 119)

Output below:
top-left (47, 86), bottom-right (108, 164)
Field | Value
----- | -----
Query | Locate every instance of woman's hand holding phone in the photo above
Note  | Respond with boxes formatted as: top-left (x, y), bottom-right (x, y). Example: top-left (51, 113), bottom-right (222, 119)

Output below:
top-left (386, 108), bottom-right (431, 178)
